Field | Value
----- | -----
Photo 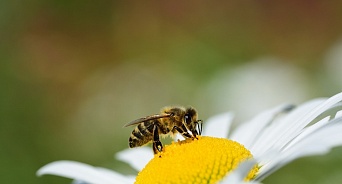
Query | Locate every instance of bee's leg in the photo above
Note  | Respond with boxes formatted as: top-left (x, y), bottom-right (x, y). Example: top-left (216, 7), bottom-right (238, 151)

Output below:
top-left (153, 125), bottom-right (163, 154)
top-left (191, 129), bottom-right (199, 137)
top-left (197, 120), bottom-right (203, 135)
top-left (199, 122), bottom-right (203, 135)
top-left (173, 125), bottom-right (192, 139)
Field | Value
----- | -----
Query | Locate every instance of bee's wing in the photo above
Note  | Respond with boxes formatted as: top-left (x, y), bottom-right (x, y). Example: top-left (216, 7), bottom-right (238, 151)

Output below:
top-left (123, 114), bottom-right (170, 127)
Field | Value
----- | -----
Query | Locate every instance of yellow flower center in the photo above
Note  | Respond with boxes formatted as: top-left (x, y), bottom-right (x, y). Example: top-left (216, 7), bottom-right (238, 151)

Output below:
top-left (135, 136), bottom-right (258, 184)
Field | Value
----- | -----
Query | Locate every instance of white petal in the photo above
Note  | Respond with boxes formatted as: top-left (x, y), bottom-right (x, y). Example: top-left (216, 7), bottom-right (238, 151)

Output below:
top-left (73, 168), bottom-right (136, 184)
top-left (284, 116), bottom-right (330, 149)
top-left (37, 160), bottom-right (133, 184)
top-left (202, 112), bottom-right (233, 138)
top-left (230, 104), bottom-right (294, 149)
top-left (272, 93), bottom-right (342, 152)
top-left (336, 109), bottom-right (342, 118)
top-left (96, 168), bottom-right (135, 183)
top-left (250, 98), bottom-right (326, 157)
top-left (283, 118), bottom-right (342, 162)
top-left (257, 117), bottom-right (342, 180)
top-left (115, 147), bottom-right (153, 171)
top-left (174, 133), bottom-right (185, 141)
top-left (220, 159), bottom-right (260, 184)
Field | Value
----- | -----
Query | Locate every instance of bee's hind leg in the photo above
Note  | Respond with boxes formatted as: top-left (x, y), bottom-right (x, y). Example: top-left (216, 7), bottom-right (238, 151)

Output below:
top-left (153, 125), bottom-right (163, 154)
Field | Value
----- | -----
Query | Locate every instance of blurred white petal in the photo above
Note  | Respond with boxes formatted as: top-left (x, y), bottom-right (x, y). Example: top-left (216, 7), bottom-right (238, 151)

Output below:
top-left (37, 160), bottom-right (133, 184)
top-left (116, 147), bottom-right (153, 171)
top-left (198, 59), bottom-right (310, 124)
top-left (202, 112), bottom-right (233, 138)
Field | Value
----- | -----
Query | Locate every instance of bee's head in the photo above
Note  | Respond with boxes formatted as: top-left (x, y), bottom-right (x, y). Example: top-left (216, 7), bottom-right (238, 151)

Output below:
top-left (184, 107), bottom-right (198, 123)
top-left (185, 107), bottom-right (203, 136)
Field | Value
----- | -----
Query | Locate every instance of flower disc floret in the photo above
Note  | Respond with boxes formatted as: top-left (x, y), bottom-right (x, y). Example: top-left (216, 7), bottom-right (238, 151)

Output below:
top-left (135, 136), bottom-right (258, 184)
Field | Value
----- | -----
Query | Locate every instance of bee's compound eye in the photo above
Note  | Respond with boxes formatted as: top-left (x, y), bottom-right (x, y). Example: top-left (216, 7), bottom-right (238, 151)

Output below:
top-left (184, 114), bottom-right (192, 124)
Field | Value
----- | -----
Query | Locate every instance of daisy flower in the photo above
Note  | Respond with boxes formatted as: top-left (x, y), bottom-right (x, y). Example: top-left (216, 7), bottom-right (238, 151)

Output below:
top-left (37, 92), bottom-right (342, 184)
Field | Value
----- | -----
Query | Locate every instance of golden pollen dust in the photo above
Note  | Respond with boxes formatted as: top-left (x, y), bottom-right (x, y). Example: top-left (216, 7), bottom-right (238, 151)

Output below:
top-left (135, 136), bottom-right (259, 184)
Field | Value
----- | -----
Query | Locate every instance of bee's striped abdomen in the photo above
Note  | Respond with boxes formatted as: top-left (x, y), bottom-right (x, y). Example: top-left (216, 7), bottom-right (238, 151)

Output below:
top-left (129, 121), bottom-right (154, 148)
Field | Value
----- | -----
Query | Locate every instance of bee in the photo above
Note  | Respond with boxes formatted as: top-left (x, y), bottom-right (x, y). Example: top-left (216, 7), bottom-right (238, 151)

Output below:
top-left (124, 106), bottom-right (203, 154)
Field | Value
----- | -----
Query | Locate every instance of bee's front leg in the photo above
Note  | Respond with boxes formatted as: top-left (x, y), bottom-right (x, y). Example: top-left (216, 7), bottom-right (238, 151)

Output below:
top-left (173, 125), bottom-right (192, 139)
top-left (153, 125), bottom-right (163, 154)
top-left (196, 120), bottom-right (203, 135)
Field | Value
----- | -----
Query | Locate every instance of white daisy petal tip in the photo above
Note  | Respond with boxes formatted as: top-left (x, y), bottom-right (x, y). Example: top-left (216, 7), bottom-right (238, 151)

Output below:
top-left (37, 161), bottom-right (100, 182)
top-left (37, 160), bottom-right (75, 177)
top-left (37, 160), bottom-right (133, 184)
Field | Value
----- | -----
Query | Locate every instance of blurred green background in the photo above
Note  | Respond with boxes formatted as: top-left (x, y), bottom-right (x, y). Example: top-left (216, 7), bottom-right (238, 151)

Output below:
top-left (2, 1), bottom-right (342, 183)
